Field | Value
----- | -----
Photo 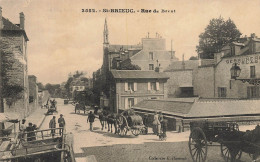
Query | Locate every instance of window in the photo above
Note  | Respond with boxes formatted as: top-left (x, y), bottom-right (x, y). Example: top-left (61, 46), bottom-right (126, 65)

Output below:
top-left (128, 98), bottom-right (134, 108)
top-left (218, 87), bottom-right (227, 98)
top-left (148, 82), bottom-right (159, 91)
top-left (150, 82), bottom-right (156, 90)
top-left (247, 86), bottom-right (260, 98)
top-left (149, 64), bottom-right (154, 70)
top-left (250, 66), bottom-right (256, 78)
top-left (128, 82), bottom-right (134, 91)
top-left (149, 52), bottom-right (154, 60)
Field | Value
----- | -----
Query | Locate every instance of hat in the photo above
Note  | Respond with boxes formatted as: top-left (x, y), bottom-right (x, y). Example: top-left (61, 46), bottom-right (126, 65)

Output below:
top-left (60, 114), bottom-right (63, 116)
top-left (29, 122), bottom-right (32, 126)
top-left (22, 119), bottom-right (26, 121)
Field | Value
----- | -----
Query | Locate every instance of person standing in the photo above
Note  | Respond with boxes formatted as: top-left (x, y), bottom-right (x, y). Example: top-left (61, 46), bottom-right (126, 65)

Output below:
top-left (26, 123), bottom-right (36, 141)
top-left (19, 119), bottom-right (26, 140)
top-left (87, 111), bottom-right (95, 131)
top-left (158, 111), bottom-right (164, 134)
top-left (49, 116), bottom-right (56, 137)
top-left (152, 111), bottom-right (161, 136)
top-left (58, 114), bottom-right (65, 135)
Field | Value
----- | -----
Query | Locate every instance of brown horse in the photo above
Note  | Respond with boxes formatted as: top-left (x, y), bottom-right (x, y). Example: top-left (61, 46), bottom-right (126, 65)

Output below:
top-left (99, 111), bottom-right (118, 134)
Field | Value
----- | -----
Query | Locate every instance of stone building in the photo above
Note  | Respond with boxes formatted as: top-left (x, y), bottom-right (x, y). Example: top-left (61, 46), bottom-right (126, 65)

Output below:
top-left (28, 75), bottom-right (39, 114)
top-left (0, 7), bottom-right (30, 119)
top-left (194, 34), bottom-right (260, 99)
top-left (109, 70), bottom-right (169, 112)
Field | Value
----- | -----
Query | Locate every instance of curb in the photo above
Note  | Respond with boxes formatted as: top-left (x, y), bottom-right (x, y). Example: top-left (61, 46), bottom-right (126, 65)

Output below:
top-left (37, 112), bottom-right (47, 129)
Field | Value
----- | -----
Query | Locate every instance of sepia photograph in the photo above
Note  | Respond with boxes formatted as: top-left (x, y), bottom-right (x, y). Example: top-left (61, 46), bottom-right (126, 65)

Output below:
top-left (0, 0), bottom-right (260, 161)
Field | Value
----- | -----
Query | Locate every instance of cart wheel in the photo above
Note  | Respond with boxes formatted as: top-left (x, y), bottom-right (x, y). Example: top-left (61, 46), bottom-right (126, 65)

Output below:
top-left (188, 127), bottom-right (207, 162)
top-left (220, 143), bottom-right (242, 162)
top-left (131, 129), bottom-right (141, 136)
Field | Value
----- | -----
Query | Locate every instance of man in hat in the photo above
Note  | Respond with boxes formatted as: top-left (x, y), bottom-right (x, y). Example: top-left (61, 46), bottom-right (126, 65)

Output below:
top-left (49, 116), bottom-right (56, 137)
top-left (58, 114), bottom-right (66, 135)
top-left (26, 122), bottom-right (36, 141)
top-left (87, 111), bottom-right (95, 131)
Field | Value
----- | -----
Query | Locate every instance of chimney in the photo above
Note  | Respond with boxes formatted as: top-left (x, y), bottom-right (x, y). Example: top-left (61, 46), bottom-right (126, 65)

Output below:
top-left (251, 33), bottom-right (256, 38)
top-left (182, 54), bottom-right (185, 69)
top-left (0, 6), bottom-right (2, 30)
top-left (19, 12), bottom-right (25, 30)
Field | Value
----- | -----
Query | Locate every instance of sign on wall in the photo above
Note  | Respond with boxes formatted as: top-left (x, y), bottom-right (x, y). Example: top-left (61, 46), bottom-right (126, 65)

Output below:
top-left (226, 55), bottom-right (260, 65)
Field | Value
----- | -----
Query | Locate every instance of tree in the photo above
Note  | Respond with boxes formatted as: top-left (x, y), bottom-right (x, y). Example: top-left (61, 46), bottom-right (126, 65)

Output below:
top-left (118, 59), bottom-right (141, 70)
top-left (196, 16), bottom-right (242, 59)
top-left (189, 56), bottom-right (198, 60)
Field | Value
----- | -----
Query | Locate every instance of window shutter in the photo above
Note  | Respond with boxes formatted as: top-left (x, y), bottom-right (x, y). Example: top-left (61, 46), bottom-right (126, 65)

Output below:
top-left (256, 87), bottom-right (260, 97)
top-left (148, 82), bottom-right (151, 90)
top-left (134, 82), bottom-right (137, 91)
top-left (125, 82), bottom-right (128, 91)
top-left (125, 98), bottom-right (128, 109)
top-left (134, 98), bottom-right (137, 106)
top-left (156, 82), bottom-right (160, 91)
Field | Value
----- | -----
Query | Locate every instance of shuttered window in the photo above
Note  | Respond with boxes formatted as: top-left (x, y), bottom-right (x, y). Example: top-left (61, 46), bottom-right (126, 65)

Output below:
top-left (250, 66), bottom-right (256, 78)
top-left (218, 87), bottom-right (227, 98)
top-left (247, 86), bottom-right (260, 98)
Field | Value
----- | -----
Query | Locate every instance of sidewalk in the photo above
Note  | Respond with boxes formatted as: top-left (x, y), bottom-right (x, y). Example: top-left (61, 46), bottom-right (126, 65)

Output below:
top-left (24, 107), bottom-right (47, 129)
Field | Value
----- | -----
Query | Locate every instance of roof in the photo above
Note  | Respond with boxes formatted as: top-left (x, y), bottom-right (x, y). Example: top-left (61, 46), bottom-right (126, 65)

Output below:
top-left (164, 60), bottom-right (199, 72)
top-left (111, 70), bottom-right (169, 79)
top-left (2, 17), bottom-right (29, 41)
top-left (187, 100), bottom-right (260, 118)
top-left (133, 99), bottom-right (194, 117)
top-left (109, 44), bottom-right (142, 53)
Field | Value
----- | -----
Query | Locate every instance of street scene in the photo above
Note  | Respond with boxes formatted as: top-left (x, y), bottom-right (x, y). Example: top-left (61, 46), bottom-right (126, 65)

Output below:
top-left (1, 0), bottom-right (260, 162)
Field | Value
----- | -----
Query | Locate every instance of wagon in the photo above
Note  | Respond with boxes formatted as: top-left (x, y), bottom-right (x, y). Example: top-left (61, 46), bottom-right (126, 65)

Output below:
top-left (188, 121), bottom-right (260, 162)
top-left (0, 128), bottom-right (75, 162)
top-left (73, 103), bottom-right (86, 114)
top-left (116, 109), bottom-right (145, 136)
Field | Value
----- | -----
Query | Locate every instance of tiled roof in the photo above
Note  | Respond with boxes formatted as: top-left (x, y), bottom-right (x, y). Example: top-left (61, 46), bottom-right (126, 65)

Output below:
top-left (186, 100), bottom-right (260, 118)
top-left (2, 17), bottom-right (29, 41)
top-left (164, 60), bottom-right (199, 72)
top-left (133, 99), bottom-right (194, 116)
top-left (111, 70), bottom-right (169, 79)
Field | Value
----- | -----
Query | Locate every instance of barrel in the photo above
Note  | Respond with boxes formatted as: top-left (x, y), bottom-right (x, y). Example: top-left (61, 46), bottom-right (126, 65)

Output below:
top-left (127, 115), bottom-right (143, 127)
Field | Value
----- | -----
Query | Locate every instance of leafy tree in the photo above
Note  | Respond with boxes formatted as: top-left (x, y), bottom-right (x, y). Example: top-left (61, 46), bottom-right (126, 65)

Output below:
top-left (189, 56), bottom-right (198, 60)
top-left (197, 16), bottom-right (242, 59)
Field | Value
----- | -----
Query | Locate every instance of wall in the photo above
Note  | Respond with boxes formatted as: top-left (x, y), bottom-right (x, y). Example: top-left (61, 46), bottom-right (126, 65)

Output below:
top-left (2, 33), bottom-right (29, 119)
top-left (165, 70), bottom-right (193, 98)
top-left (194, 66), bottom-right (215, 98)
top-left (142, 38), bottom-right (166, 50)
top-left (28, 76), bottom-right (38, 114)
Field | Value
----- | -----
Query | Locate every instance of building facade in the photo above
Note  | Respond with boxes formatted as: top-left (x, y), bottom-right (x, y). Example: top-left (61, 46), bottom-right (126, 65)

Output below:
top-left (109, 70), bottom-right (169, 112)
top-left (0, 8), bottom-right (30, 119)
top-left (194, 34), bottom-right (260, 99)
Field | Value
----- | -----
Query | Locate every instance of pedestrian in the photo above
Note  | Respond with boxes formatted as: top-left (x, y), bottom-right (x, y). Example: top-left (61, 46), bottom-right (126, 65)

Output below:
top-left (87, 111), bottom-right (96, 131)
top-left (152, 111), bottom-right (161, 136)
top-left (158, 111), bottom-right (164, 133)
top-left (26, 122), bottom-right (36, 141)
top-left (19, 119), bottom-right (26, 140)
top-left (49, 116), bottom-right (56, 137)
top-left (160, 119), bottom-right (168, 141)
top-left (58, 114), bottom-right (66, 135)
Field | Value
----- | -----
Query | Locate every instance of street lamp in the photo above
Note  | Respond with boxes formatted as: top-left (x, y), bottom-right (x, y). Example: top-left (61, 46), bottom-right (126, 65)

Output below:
top-left (230, 63), bottom-right (241, 80)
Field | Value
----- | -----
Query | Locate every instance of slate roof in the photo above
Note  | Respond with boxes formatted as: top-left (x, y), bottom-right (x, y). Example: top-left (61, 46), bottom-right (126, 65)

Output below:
top-left (133, 99), bottom-right (194, 117)
top-left (186, 100), bottom-right (260, 118)
top-left (111, 70), bottom-right (169, 79)
top-left (2, 17), bottom-right (29, 41)
top-left (109, 44), bottom-right (142, 53)
top-left (164, 60), bottom-right (199, 72)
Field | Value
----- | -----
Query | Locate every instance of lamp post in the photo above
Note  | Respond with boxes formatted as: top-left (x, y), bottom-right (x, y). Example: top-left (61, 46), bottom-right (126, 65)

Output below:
top-left (230, 63), bottom-right (260, 86)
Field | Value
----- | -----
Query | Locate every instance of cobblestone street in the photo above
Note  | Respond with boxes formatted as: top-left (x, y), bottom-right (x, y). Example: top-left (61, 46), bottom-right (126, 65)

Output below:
top-left (38, 99), bottom-right (253, 162)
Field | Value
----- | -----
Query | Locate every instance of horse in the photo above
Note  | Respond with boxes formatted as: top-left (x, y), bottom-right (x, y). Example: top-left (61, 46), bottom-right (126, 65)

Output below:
top-left (106, 113), bottom-right (118, 134)
top-left (98, 111), bottom-right (107, 130)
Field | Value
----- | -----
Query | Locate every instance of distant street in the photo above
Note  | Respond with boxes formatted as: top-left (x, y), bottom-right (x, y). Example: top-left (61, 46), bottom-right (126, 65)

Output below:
top-left (40, 99), bottom-right (252, 162)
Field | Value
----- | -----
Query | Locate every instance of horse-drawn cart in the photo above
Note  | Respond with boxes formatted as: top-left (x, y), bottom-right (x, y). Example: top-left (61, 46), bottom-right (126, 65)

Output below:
top-left (188, 121), bottom-right (260, 162)
top-left (0, 128), bottom-right (75, 162)
top-left (117, 109), bottom-right (145, 136)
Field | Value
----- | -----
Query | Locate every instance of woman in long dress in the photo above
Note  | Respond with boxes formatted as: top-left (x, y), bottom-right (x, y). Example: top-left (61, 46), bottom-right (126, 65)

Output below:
top-left (152, 111), bottom-right (160, 135)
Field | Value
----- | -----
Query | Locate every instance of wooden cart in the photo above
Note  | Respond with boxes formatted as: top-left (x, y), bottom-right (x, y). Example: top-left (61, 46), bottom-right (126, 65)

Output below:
top-left (188, 121), bottom-right (260, 162)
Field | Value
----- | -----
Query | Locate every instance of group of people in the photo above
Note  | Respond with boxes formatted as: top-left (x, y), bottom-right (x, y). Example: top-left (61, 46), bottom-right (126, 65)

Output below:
top-left (19, 119), bottom-right (38, 141)
top-left (49, 114), bottom-right (66, 137)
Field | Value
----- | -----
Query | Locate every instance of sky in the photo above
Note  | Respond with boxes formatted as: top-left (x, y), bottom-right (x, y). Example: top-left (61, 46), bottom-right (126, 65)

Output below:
top-left (1, 0), bottom-right (260, 84)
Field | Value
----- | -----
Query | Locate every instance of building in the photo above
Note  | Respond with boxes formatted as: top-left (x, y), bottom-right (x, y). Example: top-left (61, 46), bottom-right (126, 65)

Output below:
top-left (164, 56), bottom-right (199, 98)
top-left (109, 70), bottom-right (169, 112)
top-left (194, 33), bottom-right (260, 99)
top-left (28, 75), bottom-right (39, 114)
top-left (0, 7), bottom-right (30, 119)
